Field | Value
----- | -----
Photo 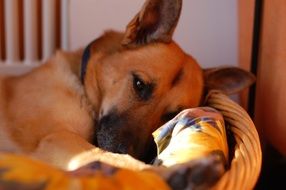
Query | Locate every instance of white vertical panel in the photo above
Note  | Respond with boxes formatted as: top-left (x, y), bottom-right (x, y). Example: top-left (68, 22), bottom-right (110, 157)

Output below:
top-left (24, 0), bottom-right (38, 63)
top-left (42, 0), bottom-right (55, 60)
top-left (4, 0), bottom-right (20, 63)
top-left (61, 0), bottom-right (70, 50)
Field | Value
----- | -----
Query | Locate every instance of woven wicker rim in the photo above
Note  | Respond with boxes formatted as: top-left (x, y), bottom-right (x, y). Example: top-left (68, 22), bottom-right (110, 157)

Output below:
top-left (206, 91), bottom-right (262, 190)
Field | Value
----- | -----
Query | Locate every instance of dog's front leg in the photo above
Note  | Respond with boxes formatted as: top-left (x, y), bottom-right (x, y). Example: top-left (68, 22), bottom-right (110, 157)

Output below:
top-left (30, 131), bottom-right (94, 170)
top-left (30, 131), bottom-right (149, 171)
top-left (68, 147), bottom-right (150, 171)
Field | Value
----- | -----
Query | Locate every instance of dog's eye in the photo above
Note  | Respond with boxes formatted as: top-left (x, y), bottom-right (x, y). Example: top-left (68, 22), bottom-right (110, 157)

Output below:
top-left (132, 74), bottom-right (154, 101)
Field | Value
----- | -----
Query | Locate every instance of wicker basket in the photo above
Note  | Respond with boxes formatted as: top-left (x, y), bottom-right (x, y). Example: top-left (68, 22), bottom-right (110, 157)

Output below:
top-left (205, 91), bottom-right (262, 190)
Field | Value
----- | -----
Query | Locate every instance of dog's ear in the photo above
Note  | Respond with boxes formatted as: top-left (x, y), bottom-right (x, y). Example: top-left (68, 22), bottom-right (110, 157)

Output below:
top-left (122, 0), bottom-right (182, 47)
top-left (204, 67), bottom-right (256, 94)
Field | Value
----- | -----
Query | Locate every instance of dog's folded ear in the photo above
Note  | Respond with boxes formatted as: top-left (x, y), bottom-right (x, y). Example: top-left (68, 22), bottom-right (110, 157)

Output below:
top-left (122, 0), bottom-right (182, 47)
top-left (204, 67), bottom-right (256, 94)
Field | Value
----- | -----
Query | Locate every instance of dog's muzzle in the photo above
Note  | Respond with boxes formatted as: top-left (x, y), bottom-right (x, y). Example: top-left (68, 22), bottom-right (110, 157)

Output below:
top-left (95, 111), bottom-right (158, 163)
top-left (96, 112), bottom-right (136, 155)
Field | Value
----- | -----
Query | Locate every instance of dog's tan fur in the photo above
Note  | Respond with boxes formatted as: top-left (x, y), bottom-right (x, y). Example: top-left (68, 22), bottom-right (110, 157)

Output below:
top-left (0, 0), bottom-right (254, 171)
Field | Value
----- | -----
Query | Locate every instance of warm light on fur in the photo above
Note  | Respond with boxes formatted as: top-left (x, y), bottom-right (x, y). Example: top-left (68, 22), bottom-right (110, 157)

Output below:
top-left (0, 0), bottom-right (254, 172)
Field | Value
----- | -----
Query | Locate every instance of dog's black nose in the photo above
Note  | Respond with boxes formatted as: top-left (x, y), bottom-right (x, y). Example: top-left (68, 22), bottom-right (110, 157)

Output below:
top-left (98, 112), bottom-right (120, 130)
top-left (96, 111), bottom-right (143, 159)
top-left (96, 111), bottom-right (130, 154)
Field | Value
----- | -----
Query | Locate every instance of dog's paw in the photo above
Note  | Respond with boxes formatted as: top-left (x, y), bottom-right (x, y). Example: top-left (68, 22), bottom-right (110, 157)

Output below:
top-left (154, 153), bottom-right (225, 190)
top-left (68, 148), bottom-right (149, 171)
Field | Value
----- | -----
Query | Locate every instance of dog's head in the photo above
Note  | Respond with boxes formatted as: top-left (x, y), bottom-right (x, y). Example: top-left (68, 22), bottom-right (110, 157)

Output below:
top-left (81, 0), bottom-right (255, 162)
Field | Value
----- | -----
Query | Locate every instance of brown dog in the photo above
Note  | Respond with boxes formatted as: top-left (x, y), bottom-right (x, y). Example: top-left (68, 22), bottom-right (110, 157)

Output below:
top-left (0, 0), bottom-right (254, 171)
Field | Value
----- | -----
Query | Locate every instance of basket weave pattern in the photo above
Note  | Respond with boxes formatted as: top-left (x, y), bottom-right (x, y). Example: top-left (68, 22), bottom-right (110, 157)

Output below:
top-left (206, 91), bottom-right (262, 190)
